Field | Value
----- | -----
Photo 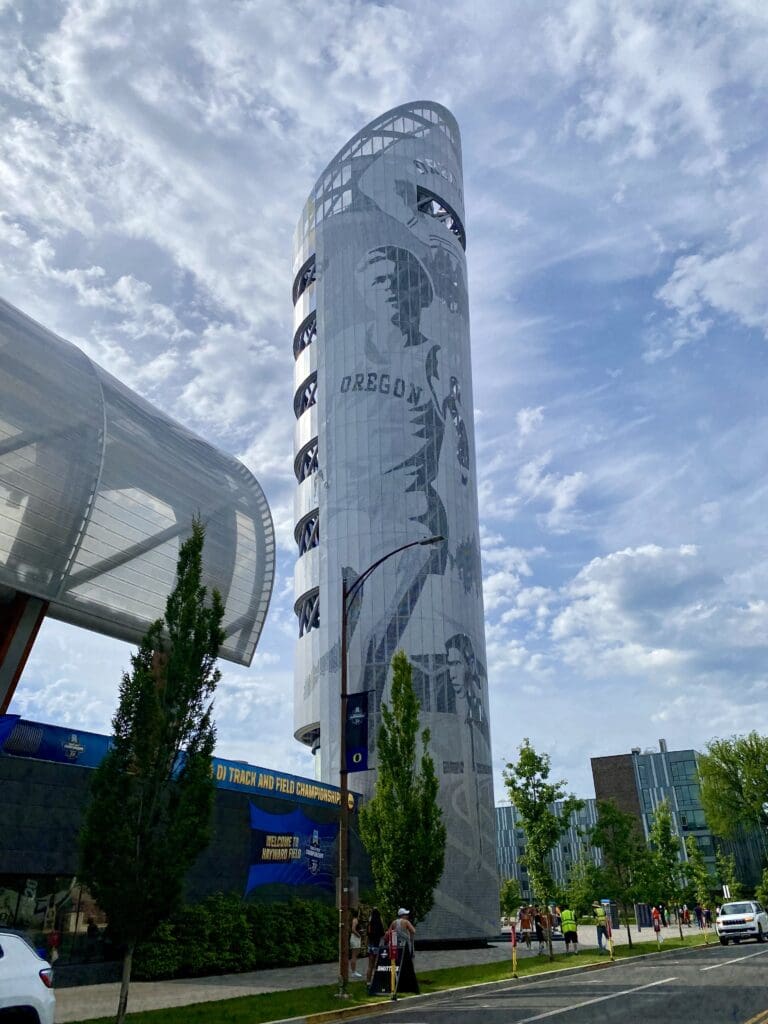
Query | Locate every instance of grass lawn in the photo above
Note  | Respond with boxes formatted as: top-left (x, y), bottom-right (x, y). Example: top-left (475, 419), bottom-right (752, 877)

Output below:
top-left (68, 933), bottom-right (713, 1024)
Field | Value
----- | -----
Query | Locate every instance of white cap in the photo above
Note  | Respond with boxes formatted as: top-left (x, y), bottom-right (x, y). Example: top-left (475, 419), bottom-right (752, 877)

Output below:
top-left (397, 907), bottom-right (409, 916)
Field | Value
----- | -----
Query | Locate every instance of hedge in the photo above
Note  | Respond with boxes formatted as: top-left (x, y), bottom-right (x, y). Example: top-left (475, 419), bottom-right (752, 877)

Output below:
top-left (133, 895), bottom-right (338, 980)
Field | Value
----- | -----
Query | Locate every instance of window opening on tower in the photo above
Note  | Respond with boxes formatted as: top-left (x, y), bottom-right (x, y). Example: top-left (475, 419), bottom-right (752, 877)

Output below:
top-left (295, 588), bottom-right (320, 637)
top-left (294, 373), bottom-right (317, 418)
top-left (292, 254), bottom-right (316, 305)
top-left (294, 439), bottom-right (319, 482)
top-left (416, 186), bottom-right (466, 250)
top-left (293, 310), bottom-right (317, 360)
top-left (295, 511), bottom-right (319, 556)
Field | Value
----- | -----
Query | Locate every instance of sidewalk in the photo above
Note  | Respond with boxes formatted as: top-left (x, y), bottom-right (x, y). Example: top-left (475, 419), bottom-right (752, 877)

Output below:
top-left (53, 924), bottom-right (685, 1023)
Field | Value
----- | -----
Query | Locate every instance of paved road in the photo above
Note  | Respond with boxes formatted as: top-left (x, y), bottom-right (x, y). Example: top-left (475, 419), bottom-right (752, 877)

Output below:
top-left (364, 943), bottom-right (768, 1024)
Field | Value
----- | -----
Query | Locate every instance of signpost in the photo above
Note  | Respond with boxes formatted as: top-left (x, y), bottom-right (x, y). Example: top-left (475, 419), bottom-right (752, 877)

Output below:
top-left (511, 918), bottom-right (518, 978)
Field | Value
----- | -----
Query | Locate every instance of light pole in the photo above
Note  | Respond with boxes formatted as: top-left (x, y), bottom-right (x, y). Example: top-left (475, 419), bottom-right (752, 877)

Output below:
top-left (337, 534), bottom-right (444, 997)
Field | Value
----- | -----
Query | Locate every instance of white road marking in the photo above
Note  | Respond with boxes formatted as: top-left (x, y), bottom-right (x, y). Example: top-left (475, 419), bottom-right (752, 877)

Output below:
top-left (700, 947), bottom-right (768, 971)
top-left (510, 976), bottom-right (677, 1022)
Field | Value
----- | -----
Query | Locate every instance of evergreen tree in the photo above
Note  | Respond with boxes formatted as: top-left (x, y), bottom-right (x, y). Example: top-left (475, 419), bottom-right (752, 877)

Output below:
top-left (79, 520), bottom-right (224, 1024)
top-left (359, 650), bottom-right (446, 924)
top-left (503, 740), bottom-right (582, 960)
top-left (590, 800), bottom-right (646, 948)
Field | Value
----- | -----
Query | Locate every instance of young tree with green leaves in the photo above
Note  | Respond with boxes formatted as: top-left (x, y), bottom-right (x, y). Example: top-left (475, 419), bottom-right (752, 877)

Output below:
top-left (648, 800), bottom-right (686, 939)
top-left (359, 650), bottom-right (446, 924)
top-left (79, 520), bottom-right (224, 1024)
top-left (684, 836), bottom-right (713, 941)
top-left (500, 877), bottom-right (522, 919)
top-left (715, 850), bottom-right (744, 901)
top-left (503, 739), bottom-right (583, 960)
top-left (590, 800), bottom-right (647, 948)
top-left (698, 734), bottom-right (768, 858)
top-left (755, 867), bottom-right (768, 908)
top-left (564, 851), bottom-right (601, 920)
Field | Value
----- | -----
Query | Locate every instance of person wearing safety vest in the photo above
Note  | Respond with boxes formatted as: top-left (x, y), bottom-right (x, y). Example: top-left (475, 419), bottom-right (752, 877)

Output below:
top-left (560, 904), bottom-right (578, 954)
top-left (592, 901), bottom-right (608, 954)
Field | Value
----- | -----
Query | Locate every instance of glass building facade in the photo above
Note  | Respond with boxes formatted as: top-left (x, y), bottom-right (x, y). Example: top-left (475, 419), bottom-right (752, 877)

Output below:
top-left (496, 801), bottom-right (602, 901)
top-left (592, 741), bottom-right (764, 887)
top-left (0, 297), bottom-right (275, 676)
top-left (291, 102), bottom-right (498, 938)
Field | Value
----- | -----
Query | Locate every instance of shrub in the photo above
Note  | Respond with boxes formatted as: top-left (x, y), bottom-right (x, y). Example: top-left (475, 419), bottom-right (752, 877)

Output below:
top-left (133, 895), bottom-right (337, 981)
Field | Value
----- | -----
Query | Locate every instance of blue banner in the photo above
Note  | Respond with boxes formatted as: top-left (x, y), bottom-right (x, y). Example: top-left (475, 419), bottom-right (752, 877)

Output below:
top-left (0, 715), bottom-right (111, 768)
top-left (245, 803), bottom-right (337, 893)
top-left (345, 691), bottom-right (369, 772)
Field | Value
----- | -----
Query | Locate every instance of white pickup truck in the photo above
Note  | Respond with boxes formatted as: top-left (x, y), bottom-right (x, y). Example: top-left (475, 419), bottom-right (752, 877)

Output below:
top-left (716, 900), bottom-right (768, 945)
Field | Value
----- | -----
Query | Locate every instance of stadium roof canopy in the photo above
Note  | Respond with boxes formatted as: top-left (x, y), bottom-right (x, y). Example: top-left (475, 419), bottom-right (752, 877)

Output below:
top-left (0, 297), bottom-right (274, 667)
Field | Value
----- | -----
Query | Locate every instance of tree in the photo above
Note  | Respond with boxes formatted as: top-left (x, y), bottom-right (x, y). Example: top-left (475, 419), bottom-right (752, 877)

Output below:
top-left (503, 739), bottom-right (582, 960)
top-left (648, 800), bottom-right (686, 939)
top-left (500, 877), bottom-right (522, 919)
top-left (359, 650), bottom-right (446, 924)
top-left (590, 800), bottom-right (647, 948)
top-left (564, 851), bottom-right (601, 920)
top-left (755, 867), bottom-right (768, 908)
top-left (79, 520), bottom-right (224, 1024)
top-left (715, 850), bottom-right (744, 901)
top-left (684, 836), bottom-right (714, 940)
top-left (698, 734), bottom-right (768, 857)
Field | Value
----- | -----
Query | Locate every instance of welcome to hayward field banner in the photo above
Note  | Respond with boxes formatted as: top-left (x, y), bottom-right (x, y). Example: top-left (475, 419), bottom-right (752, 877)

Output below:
top-left (245, 803), bottom-right (337, 893)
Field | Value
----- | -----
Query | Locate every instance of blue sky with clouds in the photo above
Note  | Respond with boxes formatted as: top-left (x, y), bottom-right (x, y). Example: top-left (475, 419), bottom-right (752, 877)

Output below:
top-left (3, 0), bottom-right (767, 798)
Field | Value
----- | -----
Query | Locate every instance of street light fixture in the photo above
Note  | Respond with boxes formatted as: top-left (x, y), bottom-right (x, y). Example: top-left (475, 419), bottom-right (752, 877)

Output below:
top-left (337, 534), bottom-right (444, 997)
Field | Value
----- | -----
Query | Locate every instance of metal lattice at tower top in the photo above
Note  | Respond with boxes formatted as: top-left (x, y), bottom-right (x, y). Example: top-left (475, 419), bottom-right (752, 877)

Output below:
top-left (0, 297), bottom-right (275, 667)
top-left (291, 102), bottom-right (499, 940)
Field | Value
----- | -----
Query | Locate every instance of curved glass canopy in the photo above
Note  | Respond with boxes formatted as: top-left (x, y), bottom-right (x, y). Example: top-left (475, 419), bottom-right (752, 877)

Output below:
top-left (0, 298), bottom-right (274, 665)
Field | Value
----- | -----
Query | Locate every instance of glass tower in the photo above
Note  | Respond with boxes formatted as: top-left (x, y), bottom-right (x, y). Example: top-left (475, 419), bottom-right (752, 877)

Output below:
top-left (291, 102), bottom-right (498, 938)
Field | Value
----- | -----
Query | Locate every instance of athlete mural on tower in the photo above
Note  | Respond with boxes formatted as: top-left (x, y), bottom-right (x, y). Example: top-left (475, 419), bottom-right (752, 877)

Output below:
top-left (292, 103), bottom-right (498, 939)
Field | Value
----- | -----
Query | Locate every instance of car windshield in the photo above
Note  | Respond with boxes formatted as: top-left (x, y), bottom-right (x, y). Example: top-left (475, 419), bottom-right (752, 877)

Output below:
top-left (720, 903), bottom-right (753, 915)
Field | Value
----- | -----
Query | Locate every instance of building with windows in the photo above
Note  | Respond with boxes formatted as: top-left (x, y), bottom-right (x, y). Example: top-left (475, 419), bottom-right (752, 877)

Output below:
top-left (0, 297), bottom-right (275, 713)
top-left (496, 801), bottom-right (602, 901)
top-left (591, 740), bottom-right (763, 886)
top-left (291, 102), bottom-right (498, 939)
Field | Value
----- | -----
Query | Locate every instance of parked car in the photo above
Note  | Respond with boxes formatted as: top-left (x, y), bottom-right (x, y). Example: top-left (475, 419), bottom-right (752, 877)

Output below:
top-left (716, 901), bottom-right (768, 945)
top-left (0, 929), bottom-right (56, 1023)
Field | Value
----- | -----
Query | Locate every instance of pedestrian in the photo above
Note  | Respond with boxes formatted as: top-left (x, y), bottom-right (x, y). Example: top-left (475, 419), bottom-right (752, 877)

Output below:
top-left (652, 904), bottom-right (663, 943)
top-left (389, 907), bottom-right (416, 954)
top-left (694, 903), bottom-right (703, 929)
top-left (349, 908), bottom-right (363, 977)
top-left (705, 906), bottom-right (713, 927)
top-left (534, 907), bottom-right (545, 954)
top-left (518, 905), bottom-right (532, 949)
top-left (592, 901), bottom-right (608, 954)
top-left (365, 907), bottom-right (385, 985)
top-left (659, 902), bottom-right (667, 927)
top-left (560, 903), bottom-right (578, 955)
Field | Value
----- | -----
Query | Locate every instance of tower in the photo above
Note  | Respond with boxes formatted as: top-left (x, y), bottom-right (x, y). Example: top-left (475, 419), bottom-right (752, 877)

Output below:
top-left (291, 102), bottom-right (497, 938)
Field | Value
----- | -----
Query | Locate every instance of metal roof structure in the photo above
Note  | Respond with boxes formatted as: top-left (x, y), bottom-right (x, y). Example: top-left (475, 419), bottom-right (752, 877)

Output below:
top-left (0, 297), bottom-right (275, 671)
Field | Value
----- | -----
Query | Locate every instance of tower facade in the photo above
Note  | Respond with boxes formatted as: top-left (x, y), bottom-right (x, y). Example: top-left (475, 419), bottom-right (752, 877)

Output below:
top-left (291, 102), bottom-right (497, 938)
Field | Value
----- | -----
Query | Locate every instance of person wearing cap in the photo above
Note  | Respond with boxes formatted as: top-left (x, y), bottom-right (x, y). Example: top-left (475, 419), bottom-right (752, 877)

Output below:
top-left (390, 908), bottom-right (416, 954)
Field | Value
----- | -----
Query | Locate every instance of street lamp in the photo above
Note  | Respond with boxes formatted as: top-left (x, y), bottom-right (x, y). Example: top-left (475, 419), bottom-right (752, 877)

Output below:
top-left (337, 534), bottom-right (444, 997)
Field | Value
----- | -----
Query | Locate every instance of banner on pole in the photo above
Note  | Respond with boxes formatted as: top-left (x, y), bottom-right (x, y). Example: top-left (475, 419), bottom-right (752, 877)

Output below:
top-left (345, 691), bottom-right (369, 772)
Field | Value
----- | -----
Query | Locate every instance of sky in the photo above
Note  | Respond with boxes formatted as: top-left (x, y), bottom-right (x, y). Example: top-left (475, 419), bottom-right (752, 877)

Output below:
top-left (2, 0), bottom-right (768, 801)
